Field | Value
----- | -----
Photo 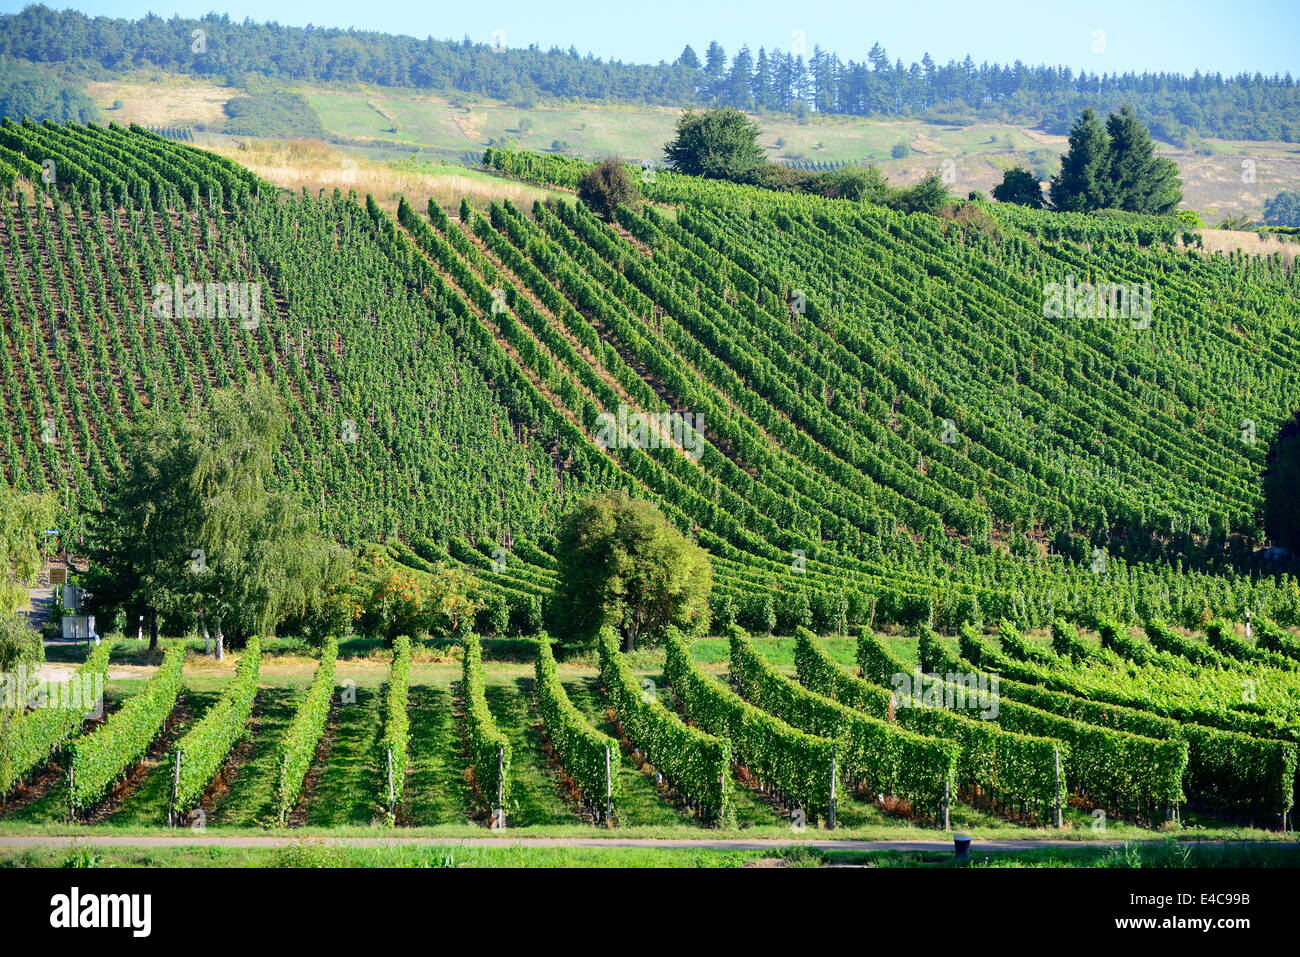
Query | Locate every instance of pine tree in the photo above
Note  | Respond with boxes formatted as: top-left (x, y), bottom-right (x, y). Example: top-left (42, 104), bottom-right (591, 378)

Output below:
top-left (1050, 107), bottom-right (1112, 211)
top-left (1107, 104), bottom-right (1182, 214)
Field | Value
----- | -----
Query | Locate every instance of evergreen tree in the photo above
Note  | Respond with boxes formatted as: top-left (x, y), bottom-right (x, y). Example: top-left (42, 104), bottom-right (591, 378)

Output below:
top-left (703, 41), bottom-right (728, 101)
top-left (728, 46), bottom-right (756, 110)
top-left (1050, 107), bottom-right (1112, 211)
top-left (1107, 104), bottom-right (1182, 214)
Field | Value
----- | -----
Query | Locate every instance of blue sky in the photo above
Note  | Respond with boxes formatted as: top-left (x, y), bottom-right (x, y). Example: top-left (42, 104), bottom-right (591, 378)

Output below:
top-left (3, 0), bottom-right (1296, 75)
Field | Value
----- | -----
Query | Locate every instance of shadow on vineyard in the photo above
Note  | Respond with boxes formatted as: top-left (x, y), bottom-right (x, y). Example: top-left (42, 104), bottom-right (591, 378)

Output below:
top-left (1263, 411), bottom-right (1300, 557)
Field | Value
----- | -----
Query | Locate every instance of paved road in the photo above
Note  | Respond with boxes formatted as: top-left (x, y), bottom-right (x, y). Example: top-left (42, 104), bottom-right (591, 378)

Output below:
top-left (0, 835), bottom-right (1293, 852)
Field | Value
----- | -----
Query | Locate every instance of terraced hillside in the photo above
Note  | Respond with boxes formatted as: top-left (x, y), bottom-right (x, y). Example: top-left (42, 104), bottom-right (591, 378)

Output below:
top-left (2, 120), bottom-right (1300, 634)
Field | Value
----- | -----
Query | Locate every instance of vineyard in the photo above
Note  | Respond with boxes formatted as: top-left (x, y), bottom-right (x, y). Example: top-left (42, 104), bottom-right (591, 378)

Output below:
top-left (2, 122), bottom-right (1300, 842)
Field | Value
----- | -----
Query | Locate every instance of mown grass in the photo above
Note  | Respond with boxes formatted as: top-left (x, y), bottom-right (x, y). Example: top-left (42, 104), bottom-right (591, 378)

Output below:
top-left (404, 683), bottom-right (475, 826)
top-left (300, 684), bottom-right (383, 827)
top-left (6, 838), bottom-right (1297, 869)
top-left (484, 677), bottom-right (580, 827)
top-left (205, 688), bottom-right (300, 828)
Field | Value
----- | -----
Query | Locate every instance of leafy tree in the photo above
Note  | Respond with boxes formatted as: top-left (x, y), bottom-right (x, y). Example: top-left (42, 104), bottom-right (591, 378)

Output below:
top-left (1263, 190), bottom-right (1300, 227)
top-left (349, 548), bottom-right (476, 644)
top-left (548, 494), bottom-right (714, 650)
top-left (1263, 412), bottom-right (1300, 553)
top-left (84, 380), bottom-right (346, 657)
top-left (664, 107), bottom-right (764, 180)
top-left (819, 164), bottom-right (892, 203)
top-left (82, 410), bottom-right (199, 651)
top-left (576, 156), bottom-right (640, 221)
top-left (1050, 107), bottom-right (1113, 212)
top-left (1106, 105), bottom-right (1182, 214)
top-left (895, 169), bottom-right (951, 214)
top-left (0, 482), bottom-right (54, 671)
top-left (992, 165), bottom-right (1045, 208)
top-left (890, 142), bottom-right (909, 159)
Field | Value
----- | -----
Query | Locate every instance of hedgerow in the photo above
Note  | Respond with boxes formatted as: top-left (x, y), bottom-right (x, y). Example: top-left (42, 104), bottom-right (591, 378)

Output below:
top-left (69, 640), bottom-right (185, 813)
top-left (534, 634), bottom-right (620, 820)
top-left (728, 627), bottom-right (956, 815)
top-left (663, 629), bottom-right (837, 817)
top-left (461, 632), bottom-right (511, 819)
top-left (274, 638), bottom-right (338, 824)
top-left (378, 635), bottom-right (411, 823)
top-left (596, 627), bottom-right (731, 822)
top-left (172, 636), bottom-right (262, 815)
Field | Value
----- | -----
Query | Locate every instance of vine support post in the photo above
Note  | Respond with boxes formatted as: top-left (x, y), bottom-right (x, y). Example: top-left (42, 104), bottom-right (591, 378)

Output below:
top-left (495, 745), bottom-right (506, 828)
top-left (827, 747), bottom-right (837, 830)
top-left (943, 781), bottom-right (950, 831)
top-left (1053, 748), bottom-right (1063, 829)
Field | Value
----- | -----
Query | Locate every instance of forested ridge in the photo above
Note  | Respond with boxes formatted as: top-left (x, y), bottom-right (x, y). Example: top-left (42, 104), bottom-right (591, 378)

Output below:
top-left (1, 5), bottom-right (1298, 142)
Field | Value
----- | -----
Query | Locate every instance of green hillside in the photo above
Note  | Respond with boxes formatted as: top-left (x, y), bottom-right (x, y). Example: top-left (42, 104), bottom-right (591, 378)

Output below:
top-left (2, 119), bottom-right (1300, 638)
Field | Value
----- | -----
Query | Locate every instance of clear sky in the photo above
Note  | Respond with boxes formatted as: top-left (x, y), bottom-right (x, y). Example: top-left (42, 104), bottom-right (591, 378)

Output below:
top-left (2, 0), bottom-right (1296, 76)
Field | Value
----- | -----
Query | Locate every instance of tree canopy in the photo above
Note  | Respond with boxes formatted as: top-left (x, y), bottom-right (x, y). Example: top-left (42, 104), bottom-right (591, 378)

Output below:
top-left (548, 494), bottom-right (714, 650)
top-left (0, 482), bottom-right (54, 672)
top-left (664, 107), bottom-right (764, 180)
top-left (83, 380), bottom-right (348, 652)
top-left (1263, 412), bottom-right (1300, 554)
top-left (992, 166), bottom-right (1046, 208)
top-left (1263, 190), bottom-right (1300, 227)
top-left (1050, 106), bottom-right (1183, 214)
top-left (577, 156), bottom-right (640, 220)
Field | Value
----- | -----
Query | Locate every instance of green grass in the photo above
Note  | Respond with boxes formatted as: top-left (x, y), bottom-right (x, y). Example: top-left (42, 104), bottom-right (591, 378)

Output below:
top-left (560, 675), bottom-right (689, 828)
top-left (6, 838), bottom-right (1297, 868)
top-left (205, 687), bottom-right (300, 828)
top-left (300, 684), bottom-right (383, 827)
top-left (484, 677), bottom-right (580, 826)
top-left (404, 683), bottom-right (475, 826)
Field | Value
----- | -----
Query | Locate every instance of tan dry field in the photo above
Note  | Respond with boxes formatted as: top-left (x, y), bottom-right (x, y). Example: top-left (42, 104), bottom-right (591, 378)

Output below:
top-left (205, 137), bottom-right (565, 215)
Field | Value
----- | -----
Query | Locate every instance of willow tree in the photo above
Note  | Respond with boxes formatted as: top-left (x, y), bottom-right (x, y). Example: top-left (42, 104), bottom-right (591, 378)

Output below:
top-left (85, 379), bottom-right (347, 656)
top-left (0, 482), bottom-right (55, 670)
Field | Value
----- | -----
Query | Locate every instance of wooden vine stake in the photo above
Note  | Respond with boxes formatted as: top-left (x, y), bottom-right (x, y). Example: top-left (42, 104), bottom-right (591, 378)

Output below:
top-left (494, 745), bottom-right (506, 829)
top-left (827, 747), bottom-right (837, 830)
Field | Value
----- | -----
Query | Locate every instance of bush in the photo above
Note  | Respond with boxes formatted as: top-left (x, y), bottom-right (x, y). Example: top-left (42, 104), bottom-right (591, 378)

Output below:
top-left (577, 157), bottom-right (640, 222)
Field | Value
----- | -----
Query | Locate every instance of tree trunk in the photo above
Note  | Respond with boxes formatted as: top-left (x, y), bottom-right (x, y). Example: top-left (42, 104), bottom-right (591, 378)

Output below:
top-left (148, 609), bottom-right (159, 652)
top-left (215, 624), bottom-right (224, 661)
top-left (621, 630), bottom-right (635, 653)
top-left (203, 623), bottom-right (210, 656)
